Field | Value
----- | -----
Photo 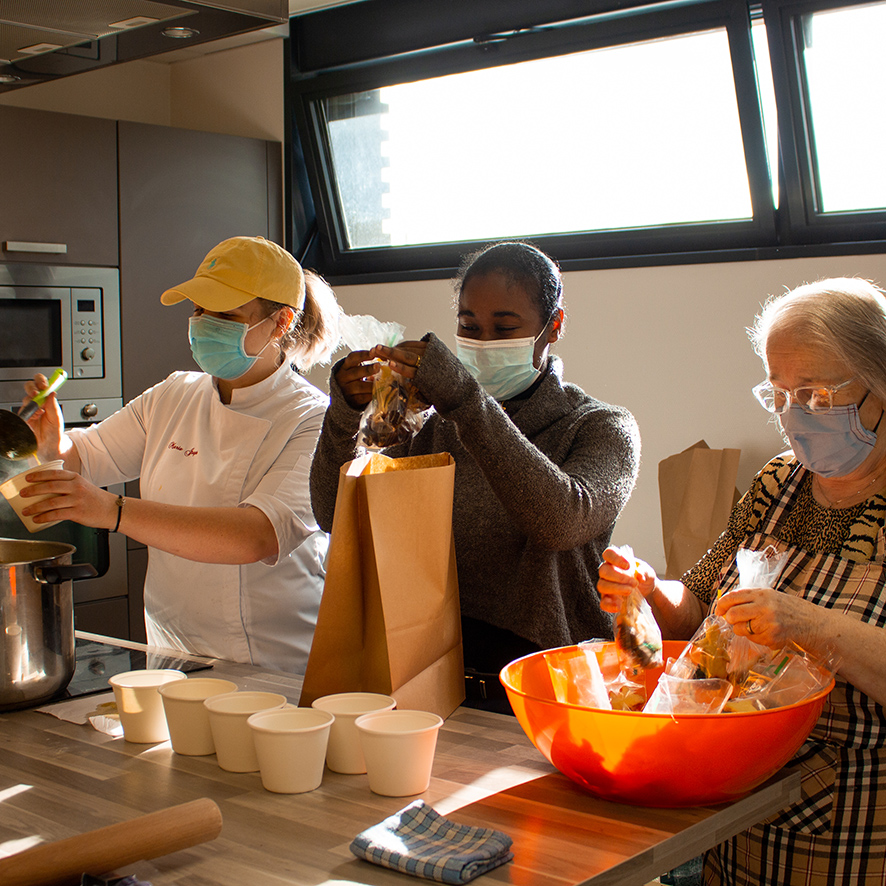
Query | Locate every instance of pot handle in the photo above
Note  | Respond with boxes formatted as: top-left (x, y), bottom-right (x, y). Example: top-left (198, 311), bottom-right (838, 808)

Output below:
top-left (33, 563), bottom-right (98, 584)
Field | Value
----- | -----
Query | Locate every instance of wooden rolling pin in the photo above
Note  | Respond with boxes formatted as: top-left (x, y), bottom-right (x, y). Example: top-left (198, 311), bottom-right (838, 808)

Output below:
top-left (0, 798), bottom-right (223, 886)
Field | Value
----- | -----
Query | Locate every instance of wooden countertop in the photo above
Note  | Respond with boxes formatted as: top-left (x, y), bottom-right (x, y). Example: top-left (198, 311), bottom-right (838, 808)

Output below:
top-left (0, 633), bottom-right (799, 885)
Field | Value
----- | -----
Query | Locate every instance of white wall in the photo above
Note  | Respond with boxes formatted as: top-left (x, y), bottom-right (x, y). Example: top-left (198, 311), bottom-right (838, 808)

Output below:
top-left (308, 253), bottom-right (886, 573)
top-left (4, 37), bottom-right (886, 574)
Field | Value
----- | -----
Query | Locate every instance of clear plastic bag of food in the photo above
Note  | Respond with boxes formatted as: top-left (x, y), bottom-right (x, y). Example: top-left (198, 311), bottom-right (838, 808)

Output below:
top-left (613, 546), bottom-right (663, 670)
top-left (359, 363), bottom-right (426, 449)
top-left (675, 545), bottom-right (791, 690)
top-left (546, 646), bottom-right (611, 709)
top-left (736, 642), bottom-right (839, 710)
top-left (338, 314), bottom-right (426, 450)
top-left (733, 545), bottom-right (790, 592)
top-left (672, 614), bottom-right (768, 689)
top-left (606, 670), bottom-right (647, 711)
top-left (578, 639), bottom-right (646, 710)
top-left (643, 672), bottom-right (733, 714)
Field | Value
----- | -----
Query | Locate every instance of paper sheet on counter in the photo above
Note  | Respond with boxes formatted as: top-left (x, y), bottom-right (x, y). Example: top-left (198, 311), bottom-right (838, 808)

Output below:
top-left (36, 691), bottom-right (123, 735)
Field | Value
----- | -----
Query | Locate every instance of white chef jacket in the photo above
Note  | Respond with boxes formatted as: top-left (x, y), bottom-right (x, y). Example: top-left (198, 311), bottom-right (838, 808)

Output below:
top-left (68, 361), bottom-right (329, 673)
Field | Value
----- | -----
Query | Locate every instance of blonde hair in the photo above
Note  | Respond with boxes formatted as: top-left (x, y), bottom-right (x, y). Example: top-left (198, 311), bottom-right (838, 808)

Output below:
top-left (260, 269), bottom-right (341, 371)
top-left (749, 277), bottom-right (886, 404)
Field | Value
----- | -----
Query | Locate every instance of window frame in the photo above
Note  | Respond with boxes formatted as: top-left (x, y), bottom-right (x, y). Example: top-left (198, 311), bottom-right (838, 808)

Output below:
top-left (287, 0), bottom-right (886, 282)
top-left (762, 0), bottom-right (886, 243)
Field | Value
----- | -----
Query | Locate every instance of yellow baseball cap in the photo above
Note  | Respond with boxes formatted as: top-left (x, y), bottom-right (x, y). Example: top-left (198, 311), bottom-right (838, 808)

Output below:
top-left (160, 236), bottom-right (306, 311)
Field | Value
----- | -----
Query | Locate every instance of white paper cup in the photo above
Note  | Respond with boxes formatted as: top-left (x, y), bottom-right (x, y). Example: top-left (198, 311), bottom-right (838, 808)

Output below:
top-left (355, 709), bottom-right (443, 796)
top-left (108, 668), bottom-right (187, 743)
top-left (311, 692), bottom-right (396, 774)
top-left (158, 677), bottom-right (239, 756)
top-left (0, 459), bottom-right (65, 532)
top-left (204, 691), bottom-right (288, 772)
top-left (247, 707), bottom-right (334, 793)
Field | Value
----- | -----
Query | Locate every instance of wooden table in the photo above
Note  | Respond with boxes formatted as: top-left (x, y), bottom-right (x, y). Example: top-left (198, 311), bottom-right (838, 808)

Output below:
top-left (0, 633), bottom-right (799, 885)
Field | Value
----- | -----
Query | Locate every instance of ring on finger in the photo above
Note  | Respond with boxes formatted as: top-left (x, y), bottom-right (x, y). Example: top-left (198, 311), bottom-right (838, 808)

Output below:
top-left (747, 619), bottom-right (755, 635)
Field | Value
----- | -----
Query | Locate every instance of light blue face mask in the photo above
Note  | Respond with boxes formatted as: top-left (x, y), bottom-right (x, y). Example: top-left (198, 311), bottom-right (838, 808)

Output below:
top-left (779, 401), bottom-right (880, 478)
top-left (188, 314), bottom-right (272, 380)
top-left (455, 329), bottom-right (547, 401)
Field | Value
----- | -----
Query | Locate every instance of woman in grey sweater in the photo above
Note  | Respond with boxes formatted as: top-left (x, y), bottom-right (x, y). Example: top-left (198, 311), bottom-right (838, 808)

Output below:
top-left (309, 242), bottom-right (640, 708)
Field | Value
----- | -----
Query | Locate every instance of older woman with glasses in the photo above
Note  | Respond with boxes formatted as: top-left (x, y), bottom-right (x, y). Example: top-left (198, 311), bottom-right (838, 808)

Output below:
top-left (598, 276), bottom-right (886, 886)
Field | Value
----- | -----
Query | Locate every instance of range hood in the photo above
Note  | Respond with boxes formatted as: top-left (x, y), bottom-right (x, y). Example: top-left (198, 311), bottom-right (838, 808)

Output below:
top-left (0, 1), bottom-right (288, 92)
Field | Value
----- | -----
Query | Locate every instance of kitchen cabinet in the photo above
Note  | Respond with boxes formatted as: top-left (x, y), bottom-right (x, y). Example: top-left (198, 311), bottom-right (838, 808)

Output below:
top-left (0, 106), bottom-right (118, 267)
top-left (118, 120), bottom-right (282, 402)
top-left (72, 529), bottom-right (130, 639)
top-left (117, 120), bottom-right (283, 643)
top-left (73, 597), bottom-right (130, 637)
top-left (0, 108), bottom-right (282, 642)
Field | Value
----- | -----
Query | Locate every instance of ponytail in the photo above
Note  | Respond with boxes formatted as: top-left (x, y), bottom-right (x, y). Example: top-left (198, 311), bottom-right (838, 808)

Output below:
top-left (260, 269), bottom-right (342, 372)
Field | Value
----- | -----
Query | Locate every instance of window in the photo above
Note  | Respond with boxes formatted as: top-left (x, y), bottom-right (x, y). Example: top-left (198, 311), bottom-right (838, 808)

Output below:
top-left (799, 2), bottom-right (886, 212)
top-left (288, 0), bottom-right (886, 279)
top-left (325, 30), bottom-right (752, 249)
top-left (763, 0), bottom-right (886, 242)
top-left (751, 17), bottom-right (779, 206)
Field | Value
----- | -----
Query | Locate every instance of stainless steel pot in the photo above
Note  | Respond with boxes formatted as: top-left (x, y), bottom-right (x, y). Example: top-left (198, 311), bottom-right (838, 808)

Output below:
top-left (0, 538), bottom-right (96, 710)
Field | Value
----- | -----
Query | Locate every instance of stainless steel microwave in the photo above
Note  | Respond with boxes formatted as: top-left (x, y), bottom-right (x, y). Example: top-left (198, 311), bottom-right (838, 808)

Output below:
top-left (0, 263), bottom-right (122, 423)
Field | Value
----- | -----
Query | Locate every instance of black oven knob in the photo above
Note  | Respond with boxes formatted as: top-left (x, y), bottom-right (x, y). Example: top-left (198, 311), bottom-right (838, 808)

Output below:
top-left (81, 403), bottom-right (99, 419)
top-left (81, 347), bottom-right (95, 360)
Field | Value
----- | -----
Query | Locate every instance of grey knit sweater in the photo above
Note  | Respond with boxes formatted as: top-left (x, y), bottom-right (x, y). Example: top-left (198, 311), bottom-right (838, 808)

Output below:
top-left (309, 332), bottom-right (641, 652)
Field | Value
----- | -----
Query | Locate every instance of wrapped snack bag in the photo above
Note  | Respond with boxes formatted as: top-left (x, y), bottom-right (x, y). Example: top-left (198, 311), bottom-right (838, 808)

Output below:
top-left (675, 614), bottom-right (769, 689)
top-left (605, 670), bottom-right (647, 711)
top-left (546, 647), bottom-right (611, 709)
top-left (578, 639), bottom-right (646, 710)
top-left (360, 363), bottom-right (426, 449)
top-left (614, 546), bottom-right (663, 670)
top-left (733, 545), bottom-right (790, 592)
top-left (644, 672), bottom-right (733, 715)
top-left (338, 314), bottom-right (427, 450)
top-left (735, 642), bottom-right (839, 710)
top-left (671, 545), bottom-right (789, 690)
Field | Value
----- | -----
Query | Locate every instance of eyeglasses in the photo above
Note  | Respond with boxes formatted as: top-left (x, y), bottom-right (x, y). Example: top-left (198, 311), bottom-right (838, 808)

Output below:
top-left (752, 378), bottom-right (857, 414)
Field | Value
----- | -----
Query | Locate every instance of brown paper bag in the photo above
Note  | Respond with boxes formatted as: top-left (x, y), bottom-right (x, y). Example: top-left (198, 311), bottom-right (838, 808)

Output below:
top-left (658, 440), bottom-right (741, 580)
top-left (299, 451), bottom-right (465, 719)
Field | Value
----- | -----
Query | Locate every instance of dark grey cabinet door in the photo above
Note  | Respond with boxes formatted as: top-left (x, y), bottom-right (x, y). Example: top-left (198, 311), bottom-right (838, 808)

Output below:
top-left (118, 120), bottom-right (283, 624)
top-left (118, 120), bottom-right (282, 402)
top-left (0, 106), bottom-right (118, 267)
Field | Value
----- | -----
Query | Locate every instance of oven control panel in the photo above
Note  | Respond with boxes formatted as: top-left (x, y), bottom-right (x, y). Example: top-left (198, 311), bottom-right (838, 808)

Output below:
top-left (71, 288), bottom-right (104, 379)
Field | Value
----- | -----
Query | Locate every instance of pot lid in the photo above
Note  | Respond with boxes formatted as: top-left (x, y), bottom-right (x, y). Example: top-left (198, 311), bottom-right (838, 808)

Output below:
top-left (0, 537), bottom-right (75, 566)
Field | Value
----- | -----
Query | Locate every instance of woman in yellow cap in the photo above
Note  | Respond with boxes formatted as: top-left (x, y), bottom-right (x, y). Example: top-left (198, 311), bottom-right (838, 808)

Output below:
top-left (19, 236), bottom-right (340, 673)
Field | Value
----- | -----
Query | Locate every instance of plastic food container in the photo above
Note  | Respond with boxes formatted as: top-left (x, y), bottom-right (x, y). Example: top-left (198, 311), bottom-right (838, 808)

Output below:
top-left (500, 640), bottom-right (834, 807)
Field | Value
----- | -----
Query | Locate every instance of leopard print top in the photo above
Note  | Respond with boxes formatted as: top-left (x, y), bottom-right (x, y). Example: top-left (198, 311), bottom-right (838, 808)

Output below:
top-left (683, 454), bottom-right (886, 605)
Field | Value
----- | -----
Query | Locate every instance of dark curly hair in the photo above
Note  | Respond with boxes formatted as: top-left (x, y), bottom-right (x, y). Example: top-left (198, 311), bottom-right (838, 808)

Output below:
top-left (453, 241), bottom-right (564, 327)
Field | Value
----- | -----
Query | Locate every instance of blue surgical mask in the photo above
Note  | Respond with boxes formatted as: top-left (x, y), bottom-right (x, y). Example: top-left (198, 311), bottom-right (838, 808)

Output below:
top-left (456, 330), bottom-right (546, 401)
top-left (779, 402), bottom-right (879, 478)
top-left (188, 314), bottom-right (272, 380)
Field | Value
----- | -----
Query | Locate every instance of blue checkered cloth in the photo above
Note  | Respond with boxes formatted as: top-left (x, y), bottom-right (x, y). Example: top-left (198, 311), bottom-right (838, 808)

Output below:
top-left (350, 800), bottom-right (514, 883)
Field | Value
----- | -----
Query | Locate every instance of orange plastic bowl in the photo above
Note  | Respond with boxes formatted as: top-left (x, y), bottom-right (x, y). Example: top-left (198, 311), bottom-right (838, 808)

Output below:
top-left (500, 641), bottom-right (834, 807)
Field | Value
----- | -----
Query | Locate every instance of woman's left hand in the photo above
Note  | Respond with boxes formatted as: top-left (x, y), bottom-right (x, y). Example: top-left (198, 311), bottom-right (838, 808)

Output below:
top-left (715, 587), bottom-right (825, 650)
top-left (18, 466), bottom-right (118, 530)
top-left (369, 341), bottom-right (427, 379)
